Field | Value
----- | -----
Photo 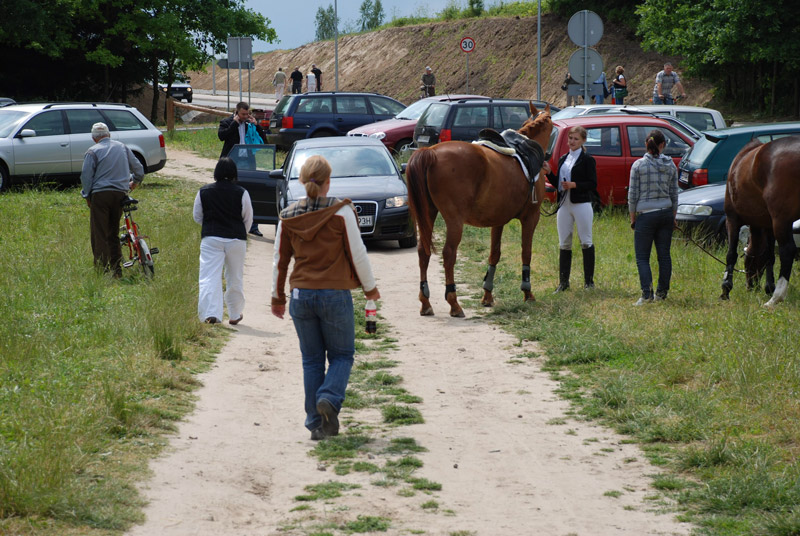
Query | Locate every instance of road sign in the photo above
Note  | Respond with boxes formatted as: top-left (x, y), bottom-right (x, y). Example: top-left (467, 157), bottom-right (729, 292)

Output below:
top-left (568, 10), bottom-right (603, 47)
top-left (460, 37), bottom-right (475, 53)
top-left (568, 48), bottom-right (603, 84)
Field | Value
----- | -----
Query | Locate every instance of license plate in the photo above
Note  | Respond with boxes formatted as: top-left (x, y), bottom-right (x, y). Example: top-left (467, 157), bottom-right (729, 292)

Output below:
top-left (358, 215), bottom-right (373, 227)
top-left (270, 120), bottom-right (277, 127)
top-left (418, 135), bottom-right (429, 143)
top-left (679, 170), bottom-right (688, 183)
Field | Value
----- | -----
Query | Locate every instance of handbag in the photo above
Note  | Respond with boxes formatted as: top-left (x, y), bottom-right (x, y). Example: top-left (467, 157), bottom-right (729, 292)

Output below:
top-left (616, 87), bottom-right (628, 98)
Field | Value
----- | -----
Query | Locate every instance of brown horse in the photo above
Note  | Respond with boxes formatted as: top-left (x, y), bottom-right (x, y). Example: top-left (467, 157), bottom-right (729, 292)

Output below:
top-left (720, 136), bottom-right (800, 306)
top-left (405, 103), bottom-right (552, 317)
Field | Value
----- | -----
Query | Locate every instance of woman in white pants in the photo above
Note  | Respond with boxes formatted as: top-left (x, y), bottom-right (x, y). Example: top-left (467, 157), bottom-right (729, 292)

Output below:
top-left (193, 157), bottom-right (253, 324)
top-left (543, 126), bottom-right (598, 291)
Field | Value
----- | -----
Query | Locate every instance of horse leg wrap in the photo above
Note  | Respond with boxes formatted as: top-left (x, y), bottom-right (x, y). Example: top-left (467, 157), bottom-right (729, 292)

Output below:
top-left (445, 283), bottom-right (457, 299)
top-left (483, 265), bottom-right (497, 292)
top-left (420, 281), bottom-right (430, 299)
top-left (520, 265), bottom-right (531, 292)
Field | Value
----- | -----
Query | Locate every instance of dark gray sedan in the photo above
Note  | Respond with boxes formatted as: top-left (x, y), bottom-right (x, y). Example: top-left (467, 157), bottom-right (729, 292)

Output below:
top-left (270, 137), bottom-right (416, 248)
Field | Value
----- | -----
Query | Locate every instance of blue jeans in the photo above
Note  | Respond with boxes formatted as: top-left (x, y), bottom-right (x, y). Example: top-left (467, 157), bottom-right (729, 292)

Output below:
top-left (634, 210), bottom-right (674, 299)
top-left (289, 288), bottom-right (355, 431)
top-left (653, 95), bottom-right (674, 105)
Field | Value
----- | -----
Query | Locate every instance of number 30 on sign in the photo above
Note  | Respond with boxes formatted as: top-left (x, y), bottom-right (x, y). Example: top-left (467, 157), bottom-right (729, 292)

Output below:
top-left (460, 37), bottom-right (475, 53)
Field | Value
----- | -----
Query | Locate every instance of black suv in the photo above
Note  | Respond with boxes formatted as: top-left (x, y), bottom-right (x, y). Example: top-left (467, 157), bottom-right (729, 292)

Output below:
top-left (413, 99), bottom-right (559, 147)
top-left (269, 92), bottom-right (406, 149)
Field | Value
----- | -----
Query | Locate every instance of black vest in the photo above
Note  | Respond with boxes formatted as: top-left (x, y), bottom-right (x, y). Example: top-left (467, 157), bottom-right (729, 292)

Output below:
top-left (199, 182), bottom-right (247, 240)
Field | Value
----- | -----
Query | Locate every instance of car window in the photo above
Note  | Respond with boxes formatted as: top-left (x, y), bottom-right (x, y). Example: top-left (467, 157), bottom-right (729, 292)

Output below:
top-left (274, 96), bottom-right (291, 114)
top-left (369, 96), bottom-right (405, 116)
top-left (418, 103), bottom-right (449, 128)
top-left (228, 144), bottom-right (277, 171)
top-left (769, 132), bottom-right (800, 140)
top-left (626, 126), bottom-right (689, 157)
top-left (584, 126), bottom-right (622, 157)
top-left (676, 111), bottom-right (715, 131)
top-left (547, 125), bottom-right (559, 157)
top-left (452, 105), bottom-right (489, 128)
top-left (0, 110), bottom-right (28, 137)
top-left (23, 111), bottom-right (66, 136)
top-left (396, 99), bottom-right (431, 120)
top-left (102, 110), bottom-right (145, 131)
top-left (295, 97), bottom-right (333, 114)
top-left (335, 96), bottom-right (369, 115)
top-left (65, 109), bottom-right (106, 134)
top-left (495, 105), bottom-right (529, 129)
top-left (686, 137), bottom-right (718, 165)
top-left (288, 146), bottom-right (396, 179)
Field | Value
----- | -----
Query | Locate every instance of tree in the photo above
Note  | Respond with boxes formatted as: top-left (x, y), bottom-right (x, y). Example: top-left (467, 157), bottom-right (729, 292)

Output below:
top-left (467, 0), bottom-right (484, 17)
top-left (315, 4), bottom-right (338, 41)
top-left (358, 0), bottom-right (384, 31)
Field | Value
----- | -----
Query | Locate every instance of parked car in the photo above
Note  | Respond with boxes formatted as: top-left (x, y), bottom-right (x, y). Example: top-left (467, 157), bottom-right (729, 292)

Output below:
top-left (678, 123), bottom-right (800, 189)
top-left (552, 105), bottom-right (705, 141)
top-left (413, 99), bottom-right (560, 148)
top-left (0, 98), bottom-right (16, 108)
top-left (676, 181), bottom-right (800, 246)
top-left (269, 137), bottom-right (416, 248)
top-left (269, 92), bottom-right (406, 150)
top-left (553, 104), bottom-right (726, 131)
top-left (347, 94), bottom-right (490, 155)
top-left (0, 102), bottom-right (167, 191)
top-left (547, 115), bottom-right (695, 206)
top-left (159, 82), bottom-right (193, 103)
top-left (226, 143), bottom-right (281, 224)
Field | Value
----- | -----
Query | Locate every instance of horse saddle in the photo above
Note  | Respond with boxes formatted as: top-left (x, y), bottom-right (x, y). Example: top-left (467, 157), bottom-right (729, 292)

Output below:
top-left (476, 128), bottom-right (546, 183)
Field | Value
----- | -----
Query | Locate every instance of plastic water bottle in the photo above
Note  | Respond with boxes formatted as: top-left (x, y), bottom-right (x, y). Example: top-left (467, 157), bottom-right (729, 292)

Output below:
top-left (365, 300), bottom-right (377, 334)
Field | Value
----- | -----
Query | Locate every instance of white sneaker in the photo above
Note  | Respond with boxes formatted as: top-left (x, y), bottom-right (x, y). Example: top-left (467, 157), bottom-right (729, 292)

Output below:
top-left (633, 297), bottom-right (654, 306)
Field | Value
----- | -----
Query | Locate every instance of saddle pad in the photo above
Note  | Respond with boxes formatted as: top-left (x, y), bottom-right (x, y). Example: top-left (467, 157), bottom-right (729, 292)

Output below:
top-left (472, 141), bottom-right (534, 181)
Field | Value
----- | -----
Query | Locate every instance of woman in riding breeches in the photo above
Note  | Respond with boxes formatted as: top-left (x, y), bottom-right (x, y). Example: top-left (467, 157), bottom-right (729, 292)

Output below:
top-left (543, 126), bottom-right (599, 292)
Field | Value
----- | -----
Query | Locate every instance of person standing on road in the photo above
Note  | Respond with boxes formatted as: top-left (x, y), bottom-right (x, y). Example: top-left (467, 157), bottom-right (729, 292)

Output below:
top-left (272, 67), bottom-right (286, 103)
top-left (652, 62), bottom-right (686, 105)
top-left (271, 155), bottom-right (380, 441)
top-left (80, 122), bottom-right (144, 277)
top-left (193, 157), bottom-right (253, 325)
top-left (306, 69), bottom-right (317, 93)
top-left (612, 65), bottom-right (627, 105)
top-left (218, 101), bottom-right (266, 236)
top-left (311, 64), bottom-right (322, 91)
top-left (562, 72), bottom-right (579, 106)
top-left (628, 129), bottom-right (679, 305)
top-left (421, 66), bottom-right (436, 97)
top-left (542, 125), bottom-right (598, 292)
top-left (290, 66), bottom-right (303, 94)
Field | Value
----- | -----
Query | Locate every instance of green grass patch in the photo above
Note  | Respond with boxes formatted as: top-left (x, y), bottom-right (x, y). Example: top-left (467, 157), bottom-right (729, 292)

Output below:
top-left (421, 499), bottom-right (439, 509)
top-left (295, 481), bottom-right (361, 502)
top-left (382, 405), bottom-right (424, 425)
top-left (408, 478), bottom-right (442, 491)
top-left (385, 437), bottom-right (428, 454)
top-left (341, 515), bottom-right (390, 532)
top-left (311, 433), bottom-right (372, 461)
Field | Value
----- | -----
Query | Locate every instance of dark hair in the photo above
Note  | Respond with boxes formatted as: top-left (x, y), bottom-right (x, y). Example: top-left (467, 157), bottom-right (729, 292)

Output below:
top-left (214, 157), bottom-right (238, 182)
top-left (235, 101), bottom-right (249, 112)
top-left (646, 129), bottom-right (666, 156)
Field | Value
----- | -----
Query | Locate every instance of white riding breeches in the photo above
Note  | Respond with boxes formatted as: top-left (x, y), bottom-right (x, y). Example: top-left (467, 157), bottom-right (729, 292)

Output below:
top-left (557, 195), bottom-right (594, 250)
top-left (197, 236), bottom-right (247, 322)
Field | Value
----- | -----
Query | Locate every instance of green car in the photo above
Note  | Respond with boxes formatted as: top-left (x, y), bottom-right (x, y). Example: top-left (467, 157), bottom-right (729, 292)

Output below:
top-left (678, 122), bottom-right (800, 189)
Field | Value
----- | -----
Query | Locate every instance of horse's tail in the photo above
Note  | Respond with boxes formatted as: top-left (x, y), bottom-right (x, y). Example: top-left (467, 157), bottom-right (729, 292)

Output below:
top-left (406, 147), bottom-right (437, 255)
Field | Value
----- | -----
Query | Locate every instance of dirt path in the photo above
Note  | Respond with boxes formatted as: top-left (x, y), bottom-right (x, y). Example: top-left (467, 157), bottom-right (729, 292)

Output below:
top-left (129, 149), bottom-right (691, 536)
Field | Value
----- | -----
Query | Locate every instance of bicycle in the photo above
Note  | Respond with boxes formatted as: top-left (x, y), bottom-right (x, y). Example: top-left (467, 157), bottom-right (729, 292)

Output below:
top-left (120, 196), bottom-right (158, 278)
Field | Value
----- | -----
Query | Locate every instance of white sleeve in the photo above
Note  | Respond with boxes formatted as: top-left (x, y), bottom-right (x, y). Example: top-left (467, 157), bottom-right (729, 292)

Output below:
top-left (271, 220), bottom-right (283, 299)
top-left (338, 206), bottom-right (376, 292)
top-left (241, 189), bottom-right (254, 232)
top-left (192, 192), bottom-right (203, 224)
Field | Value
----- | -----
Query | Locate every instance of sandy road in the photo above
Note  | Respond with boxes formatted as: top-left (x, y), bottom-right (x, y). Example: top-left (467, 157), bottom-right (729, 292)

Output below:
top-left (127, 149), bottom-right (691, 536)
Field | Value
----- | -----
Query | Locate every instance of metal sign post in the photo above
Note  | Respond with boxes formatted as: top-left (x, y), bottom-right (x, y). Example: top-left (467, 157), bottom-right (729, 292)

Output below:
top-left (567, 10), bottom-right (603, 104)
top-left (460, 37), bottom-right (475, 93)
top-left (227, 37), bottom-right (253, 104)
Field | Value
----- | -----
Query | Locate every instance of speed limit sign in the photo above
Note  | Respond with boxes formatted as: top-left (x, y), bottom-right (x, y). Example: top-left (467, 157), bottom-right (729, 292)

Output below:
top-left (460, 37), bottom-right (475, 53)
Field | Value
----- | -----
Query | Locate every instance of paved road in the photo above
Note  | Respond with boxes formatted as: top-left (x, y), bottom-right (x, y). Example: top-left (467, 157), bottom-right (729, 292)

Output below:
top-left (190, 89), bottom-right (278, 111)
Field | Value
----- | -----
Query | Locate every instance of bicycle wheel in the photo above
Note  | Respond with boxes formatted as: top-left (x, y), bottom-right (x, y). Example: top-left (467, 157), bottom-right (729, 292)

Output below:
top-left (137, 238), bottom-right (155, 278)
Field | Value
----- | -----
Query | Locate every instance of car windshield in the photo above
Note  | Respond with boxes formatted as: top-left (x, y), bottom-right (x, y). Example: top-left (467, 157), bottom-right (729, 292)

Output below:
top-left (395, 99), bottom-right (432, 120)
top-left (228, 145), bottom-right (277, 171)
top-left (288, 146), bottom-right (396, 179)
top-left (418, 103), bottom-right (449, 128)
top-left (686, 137), bottom-right (718, 165)
top-left (274, 96), bottom-right (291, 114)
top-left (0, 110), bottom-right (28, 137)
top-left (551, 108), bottom-right (585, 120)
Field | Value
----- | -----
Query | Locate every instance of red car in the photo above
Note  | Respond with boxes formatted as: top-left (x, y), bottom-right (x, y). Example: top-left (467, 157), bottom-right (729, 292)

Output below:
top-left (347, 94), bottom-right (489, 155)
top-left (546, 116), bottom-right (696, 206)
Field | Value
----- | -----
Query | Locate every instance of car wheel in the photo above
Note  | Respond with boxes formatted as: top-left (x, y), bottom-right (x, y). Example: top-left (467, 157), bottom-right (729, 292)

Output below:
top-left (393, 138), bottom-right (414, 156)
top-left (187, 96), bottom-right (192, 103)
top-left (0, 164), bottom-right (8, 192)
top-left (134, 153), bottom-right (148, 174)
top-left (310, 130), bottom-right (335, 138)
top-left (398, 234), bottom-right (417, 249)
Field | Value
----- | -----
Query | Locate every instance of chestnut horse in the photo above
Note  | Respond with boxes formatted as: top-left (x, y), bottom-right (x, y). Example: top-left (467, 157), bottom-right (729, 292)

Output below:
top-left (405, 103), bottom-right (551, 317)
top-left (720, 136), bottom-right (800, 306)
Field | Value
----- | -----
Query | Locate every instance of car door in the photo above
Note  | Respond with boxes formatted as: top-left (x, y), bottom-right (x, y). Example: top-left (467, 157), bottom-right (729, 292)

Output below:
top-left (333, 95), bottom-right (373, 135)
top-left (492, 104), bottom-right (530, 130)
top-left (583, 125), bottom-right (625, 205)
top-left (367, 96), bottom-right (405, 122)
top-left (65, 108), bottom-right (108, 172)
top-left (449, 103), bottom-right (490, 142)
top-left (625, 124), bottom-right (692, 191)
top-left (229, 144), bottom-right (281, 223)
top-left (12, 110), bottom-right (71, 176)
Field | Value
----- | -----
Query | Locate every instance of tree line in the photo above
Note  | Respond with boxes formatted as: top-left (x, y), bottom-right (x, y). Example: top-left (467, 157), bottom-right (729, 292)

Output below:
top-left (0, 0), bottom-right (276, 122)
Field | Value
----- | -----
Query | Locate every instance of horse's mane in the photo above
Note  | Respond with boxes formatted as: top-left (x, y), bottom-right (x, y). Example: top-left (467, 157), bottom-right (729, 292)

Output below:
top-left (518, 108), bottom-right (552, 140)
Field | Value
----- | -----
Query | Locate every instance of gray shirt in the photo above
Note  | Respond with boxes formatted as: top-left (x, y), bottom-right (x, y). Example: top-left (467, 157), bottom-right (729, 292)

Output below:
top-left (80, 137), bottom-right (144, 198)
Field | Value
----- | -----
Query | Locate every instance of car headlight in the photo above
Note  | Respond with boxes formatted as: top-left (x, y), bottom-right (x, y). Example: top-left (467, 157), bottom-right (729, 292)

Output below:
top-left (385, 196), bottom-right (407, 208)
top-left (676, 204), bottom-right (713, 216)
top-left (186, 87), bottom-right (192, 92)
top-left (369, 132), bottom-right (386, 140)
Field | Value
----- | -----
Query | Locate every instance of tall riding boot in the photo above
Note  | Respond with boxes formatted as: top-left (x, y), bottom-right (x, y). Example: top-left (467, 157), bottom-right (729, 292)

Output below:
top-left (582, 245), bottom-right (595, 289)
top-left (555, 249), bottom-right (572, 292)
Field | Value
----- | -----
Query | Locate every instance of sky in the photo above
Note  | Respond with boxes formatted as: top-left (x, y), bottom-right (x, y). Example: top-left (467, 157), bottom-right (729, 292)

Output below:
top-left (244, 0), bottom-right (456, 52)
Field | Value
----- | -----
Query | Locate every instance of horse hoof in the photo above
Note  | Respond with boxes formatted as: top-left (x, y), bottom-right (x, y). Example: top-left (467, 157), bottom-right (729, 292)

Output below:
top-left (420, 307), bottom-right (434, 316)
top-left (719, 293), bottom-right (730, 301)
top-left (481, 297), bottom-right (495, 307)
top-left (523, 291), bottom-right (536, 302)
top-left (450, 309), bottom-right (465, 318)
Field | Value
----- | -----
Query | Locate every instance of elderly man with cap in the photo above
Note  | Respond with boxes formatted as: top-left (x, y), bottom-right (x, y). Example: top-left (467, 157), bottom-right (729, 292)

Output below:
top-left (80, 122), bottom-right (144, 276)
top-left (421, 66), bottom-right (436, 97)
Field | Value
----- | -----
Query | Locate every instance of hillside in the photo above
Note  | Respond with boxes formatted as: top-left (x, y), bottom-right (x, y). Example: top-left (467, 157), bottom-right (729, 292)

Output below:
top-left (189, 13), bottom-right (713, 107)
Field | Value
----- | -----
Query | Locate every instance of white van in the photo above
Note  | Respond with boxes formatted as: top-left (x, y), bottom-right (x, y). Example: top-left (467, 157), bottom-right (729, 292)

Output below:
top-left (552, 104), bottom-right (726, 132)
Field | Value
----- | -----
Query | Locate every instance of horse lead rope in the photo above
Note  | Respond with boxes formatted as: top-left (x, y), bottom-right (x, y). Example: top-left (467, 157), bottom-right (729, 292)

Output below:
top-left (674, 226), bottom-right (747, 273)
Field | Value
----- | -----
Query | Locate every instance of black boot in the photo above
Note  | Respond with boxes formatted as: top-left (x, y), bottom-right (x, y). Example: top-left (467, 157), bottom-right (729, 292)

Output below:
top-left (555, 249), bottom-right (572, 292)
top-left (582, 245), bottom-right (595, 289)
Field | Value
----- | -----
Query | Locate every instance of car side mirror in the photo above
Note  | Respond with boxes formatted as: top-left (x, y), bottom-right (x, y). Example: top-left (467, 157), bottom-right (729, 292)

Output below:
top-left (400, 163), bottom-right (407, 174)
top-left (269, 169), bottom-right (285, 179)
top-left (18, 129), bottom-right (36, 138)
